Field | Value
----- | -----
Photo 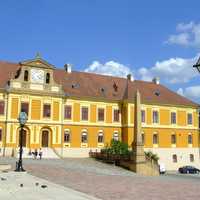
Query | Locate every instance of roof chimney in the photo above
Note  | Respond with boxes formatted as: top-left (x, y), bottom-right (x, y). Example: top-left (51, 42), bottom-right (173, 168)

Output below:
top-left (152, 77), bottom-right (160, 85)
top-left (127, 74), bottom-right (134, 81)
top-left (64, 64), bottom-right (72, 73)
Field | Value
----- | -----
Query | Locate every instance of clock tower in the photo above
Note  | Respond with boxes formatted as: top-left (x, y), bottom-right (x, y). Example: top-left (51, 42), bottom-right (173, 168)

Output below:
top-left (7, 54), bottom-right (63, 96)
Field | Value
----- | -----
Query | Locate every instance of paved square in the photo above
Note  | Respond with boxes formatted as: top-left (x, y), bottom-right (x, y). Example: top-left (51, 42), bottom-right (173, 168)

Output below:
top-left (1, 158), bottom-right (200, 200)
top-left (0, 171), bottom-right (100, 200)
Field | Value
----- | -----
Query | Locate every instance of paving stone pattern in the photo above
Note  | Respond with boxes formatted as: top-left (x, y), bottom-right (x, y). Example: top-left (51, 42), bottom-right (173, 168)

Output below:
top-left (1, 158), bottom-right (200, 200)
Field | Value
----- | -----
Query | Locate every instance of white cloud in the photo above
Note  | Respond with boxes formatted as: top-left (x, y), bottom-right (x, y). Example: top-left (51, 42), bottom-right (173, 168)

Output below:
top-left (84, 60), bottom-right (133, 78)
top-left (166, 21), bottom-right (200, 47)
top-left (138, 55), bottom-right (199, 84)
top-left (167, 33), bottom-right (190, 46)
top-left (177, 88), bottom-right (184, 96)
top-left (176, 22), bottom-right (195, 31)
top-left (177, 86), bottom-right (200, 101)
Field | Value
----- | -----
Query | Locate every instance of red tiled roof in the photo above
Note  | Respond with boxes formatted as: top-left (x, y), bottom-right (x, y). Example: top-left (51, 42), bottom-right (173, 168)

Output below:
top-left (0, 61), bottom-right (198, 107)
top-left (54, 70), bottom-right (199, 107)
top-left (0, 61), bottom-right (20, 88)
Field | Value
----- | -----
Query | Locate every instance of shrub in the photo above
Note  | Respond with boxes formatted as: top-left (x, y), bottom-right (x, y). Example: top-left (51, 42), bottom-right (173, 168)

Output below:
top-left (101, 139), bottom-right (130, 156)
top-left (145, 151), bottom-right (159, 162)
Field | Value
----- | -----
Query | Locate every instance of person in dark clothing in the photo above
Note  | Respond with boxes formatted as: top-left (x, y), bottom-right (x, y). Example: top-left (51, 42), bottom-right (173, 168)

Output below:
top-left (39, 148), bottom-right (43, 160)
top-left (34, 149), bottom-right (38, 159)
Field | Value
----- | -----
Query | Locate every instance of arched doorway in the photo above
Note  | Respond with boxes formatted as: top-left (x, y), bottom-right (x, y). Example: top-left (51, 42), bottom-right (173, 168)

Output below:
top-left (40, 128), bottom-right (52, 148)
top-left (42, 130), bottom-right (49, 147)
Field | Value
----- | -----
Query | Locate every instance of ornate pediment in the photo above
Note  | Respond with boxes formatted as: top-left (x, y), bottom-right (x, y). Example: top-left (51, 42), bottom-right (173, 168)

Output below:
top-left (19, 53), bottom-right (55, 70)
top-left (7, 54), bottom-right (64, 96)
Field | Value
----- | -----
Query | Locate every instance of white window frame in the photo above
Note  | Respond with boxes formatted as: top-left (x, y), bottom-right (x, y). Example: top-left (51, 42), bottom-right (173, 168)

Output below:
top-left (81, 129), bottom-right (88, 143)
top-left (64, 104), bottom-right (73, 121)
top-left (97, 130), bottom-right (104, 143)
top-left (80, 105), bottom-right (90, 122)
top-left (170, 111), bottom-right (177, 125)
top-left (97, 106), bottom-right (106, 123)
top-left (152, 109), bottom-right (159, 124)
top-left (112, 107), bottom-right (121, 123)
top-left (113, 131), bottom-right (119, 141)
top-left (187, 113), bottom-right (193, 126)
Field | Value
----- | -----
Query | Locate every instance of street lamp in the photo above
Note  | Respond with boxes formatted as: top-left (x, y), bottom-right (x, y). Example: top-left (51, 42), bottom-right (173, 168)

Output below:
top-left (193, 57), bottom-right (200, 73)
top-left (15, 111), bottom-right (28, 172)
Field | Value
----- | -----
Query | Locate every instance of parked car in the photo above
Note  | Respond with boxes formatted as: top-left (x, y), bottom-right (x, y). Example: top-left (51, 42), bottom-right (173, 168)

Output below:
top-left (159, 163), bottom-right (166, 174)
top-left (178, 166), bottom-right (200, 174)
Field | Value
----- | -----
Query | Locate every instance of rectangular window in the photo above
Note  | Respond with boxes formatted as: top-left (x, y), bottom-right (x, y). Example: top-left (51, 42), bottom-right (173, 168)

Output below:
top-left (21, 102), bottom-right (29, 115)
top-left (171, 112), bottom-right (176, 124)
top-left (0, 129), bottom-right (2, 141)
top-left (141, 110), bottom-right (145, 123)
top-left (98, 108), bottom-right (105, 121)
top-left (188, 134), bottom-right (192, 144)
top-left (81, 107), bottom-right (88, 121)
top-left (64, 105), bottom-right (72, 119)
top-left (187, 113), bottom-right (193, 125)
top-left (0, 101), bottom-right (5, 115)
top-left (153, 111), bottom-right (159, 123)
top-left (43, 104), bottom-right (51, 118)
top-left (113, 109), bottom-right (120, 122)
top-left (171, 134), bottom-right (176, 144)
top-left (172, 154), bottom-right (177, 163)
top-left (153, 134), bottom-right (158, 144)
top-left (190, 154), bottom-right (194, 162)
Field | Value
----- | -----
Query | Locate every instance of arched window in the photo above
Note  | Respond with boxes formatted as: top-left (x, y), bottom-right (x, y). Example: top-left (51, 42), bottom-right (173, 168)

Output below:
top-left (24, 70), bottom-right (29, 81)
top-left (153, 133), bottom-right (158, 144)
top-left (113, 131), bottom-right (119, 141)
top-left (81, 130), bottom-right (88, 143)
top-left (64, 130), bottom-right (70, 143)
top-left (171, 133), bottom-right (176, 144)
top-left (98, 131), bottom-right (104, 143)
top-left (46, 73), bottom-right (50, 84)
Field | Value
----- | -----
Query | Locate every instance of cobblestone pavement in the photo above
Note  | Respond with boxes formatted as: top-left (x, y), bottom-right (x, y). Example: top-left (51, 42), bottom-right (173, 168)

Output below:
top-left (1, 158), bottom-right (200, 200)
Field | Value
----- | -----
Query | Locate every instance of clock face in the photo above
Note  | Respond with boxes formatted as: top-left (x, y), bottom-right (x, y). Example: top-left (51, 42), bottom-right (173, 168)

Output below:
top-left (31, 69), bottom-right (44, 83)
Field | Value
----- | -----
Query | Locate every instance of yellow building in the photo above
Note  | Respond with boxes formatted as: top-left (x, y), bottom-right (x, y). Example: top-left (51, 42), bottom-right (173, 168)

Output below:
top-left (0, 55), bottom-right (199, 170)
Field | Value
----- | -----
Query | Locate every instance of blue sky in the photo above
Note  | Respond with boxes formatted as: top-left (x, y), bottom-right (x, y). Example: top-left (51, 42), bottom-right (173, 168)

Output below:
top-left (0, 0), bottom-right (200, 103)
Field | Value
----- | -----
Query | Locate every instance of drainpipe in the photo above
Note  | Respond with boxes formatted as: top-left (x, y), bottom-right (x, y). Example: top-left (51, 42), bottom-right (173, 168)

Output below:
top-left (198, 108), bottom-right (200, 161)
top-left (61, 97), bottom-right (64, 158)
top-left (3, 89), bottom-right (9, 157)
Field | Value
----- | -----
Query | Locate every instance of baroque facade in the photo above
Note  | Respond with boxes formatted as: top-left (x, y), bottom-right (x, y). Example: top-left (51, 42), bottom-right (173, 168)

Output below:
top-left (0, 55), bottom-right (199, 170)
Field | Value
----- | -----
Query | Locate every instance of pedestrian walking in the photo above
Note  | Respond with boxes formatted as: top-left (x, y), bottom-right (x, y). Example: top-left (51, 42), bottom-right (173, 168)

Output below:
top-left (34, 149), bottom-right (38, 159)
top-left (39, 148), bottom-right (43, 160)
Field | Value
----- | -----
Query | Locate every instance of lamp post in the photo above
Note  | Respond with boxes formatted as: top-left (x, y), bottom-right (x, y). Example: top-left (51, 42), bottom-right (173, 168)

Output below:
top-left (193, 59), bottom-right (200, 159)
top-left (193, 58), bottom-right (200, 73)
top-left (15, 111), bottom-right (28, 172)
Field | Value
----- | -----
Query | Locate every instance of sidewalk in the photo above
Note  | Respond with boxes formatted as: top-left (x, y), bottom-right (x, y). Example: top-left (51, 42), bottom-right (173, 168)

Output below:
top-left (0, 171), bottom-right (101, 200)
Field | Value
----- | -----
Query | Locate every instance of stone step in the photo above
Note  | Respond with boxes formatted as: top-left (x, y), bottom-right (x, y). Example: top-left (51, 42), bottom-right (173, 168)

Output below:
top-left (15, 148), bottom-right (59, 159)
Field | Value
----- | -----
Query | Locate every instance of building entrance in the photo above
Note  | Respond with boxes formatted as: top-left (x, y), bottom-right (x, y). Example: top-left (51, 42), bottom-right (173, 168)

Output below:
top-left (42, 130), bottom-right (49, 147)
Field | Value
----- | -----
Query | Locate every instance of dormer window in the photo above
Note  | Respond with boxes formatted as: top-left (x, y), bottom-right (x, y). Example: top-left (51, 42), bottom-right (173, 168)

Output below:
top-left (46, 73), bottom-right (50, 84)
top-left (113, 82), bottom-right (118, 92)
top-left (24, 70), bottom-right (29, 82)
